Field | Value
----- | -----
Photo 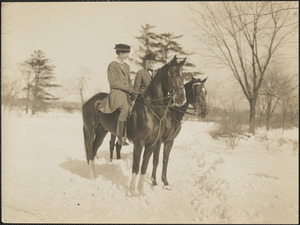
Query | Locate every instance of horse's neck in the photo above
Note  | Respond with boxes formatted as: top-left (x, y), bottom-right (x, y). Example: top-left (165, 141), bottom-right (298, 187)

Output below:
top-left (144, 76), bottom-right (168, 117)
top-left (145, 74), bottom-right (166, 99)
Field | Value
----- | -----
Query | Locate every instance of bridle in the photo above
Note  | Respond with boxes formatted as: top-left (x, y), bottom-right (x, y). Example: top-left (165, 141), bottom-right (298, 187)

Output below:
top-left (191, 81), bottom-right (207, 113)
top-left (141, 64), bottom-right (185, 107)
top-left (167, 68), bottom-right (185, 106)
top-left (168, 80), bottom-right (208, 120)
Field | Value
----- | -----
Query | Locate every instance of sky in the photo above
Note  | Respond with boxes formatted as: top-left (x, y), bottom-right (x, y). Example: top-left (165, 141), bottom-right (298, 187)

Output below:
top-left (2, 2), bottom-right (298, 108)
top-left (2, 2), bottom-right (204, 95)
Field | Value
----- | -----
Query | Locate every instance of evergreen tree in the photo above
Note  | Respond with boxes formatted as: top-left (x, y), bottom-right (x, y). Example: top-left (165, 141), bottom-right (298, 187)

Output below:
top-left (21, 50), bottom-right (60, 115)
top-left (156, 32), bottom-right (185, 63)
top-left (134, 24), bottom-right (158, 66)
top-left (135, 24), bottom-right (195, 68)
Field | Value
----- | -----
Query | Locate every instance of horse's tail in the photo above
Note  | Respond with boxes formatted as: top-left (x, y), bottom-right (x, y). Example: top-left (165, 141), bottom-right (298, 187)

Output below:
top-left (82, 92), bottom-right (108, 164)
top-left (83, 126), bottom-right (89, 163)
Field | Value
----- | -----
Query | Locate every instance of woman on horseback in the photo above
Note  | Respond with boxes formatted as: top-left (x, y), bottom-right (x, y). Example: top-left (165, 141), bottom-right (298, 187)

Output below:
top-left (102, 44), bottom-right (134, 146)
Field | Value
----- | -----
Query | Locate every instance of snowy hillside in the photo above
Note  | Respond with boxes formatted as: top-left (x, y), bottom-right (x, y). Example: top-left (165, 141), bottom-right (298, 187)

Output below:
top-left (2, 112), bottom-right (299, 223)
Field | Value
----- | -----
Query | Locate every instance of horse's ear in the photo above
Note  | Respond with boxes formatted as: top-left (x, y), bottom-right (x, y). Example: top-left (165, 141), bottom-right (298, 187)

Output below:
top-left (179, 57), bottom-right (186, 67)
top-left (170, 55), bottom-right (177, 64)
top-left (201, 77), bottom-right (208, 83)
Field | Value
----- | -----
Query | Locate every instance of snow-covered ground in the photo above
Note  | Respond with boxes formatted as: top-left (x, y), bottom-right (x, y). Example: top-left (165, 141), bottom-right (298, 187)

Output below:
top-left (2, 111), bottom-right (299, 223)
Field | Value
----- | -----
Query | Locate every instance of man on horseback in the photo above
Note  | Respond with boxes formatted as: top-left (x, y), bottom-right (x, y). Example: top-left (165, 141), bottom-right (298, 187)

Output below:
top-left (134, 52), bottom-right (157, 96)
top-left (102, 44), bottom-right (134, 146)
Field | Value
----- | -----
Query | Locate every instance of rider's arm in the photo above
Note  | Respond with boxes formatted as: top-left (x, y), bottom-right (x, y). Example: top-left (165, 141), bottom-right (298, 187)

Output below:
top-left (107, 63), bottom-right (129, 92)
top-left (134, 70), bottom-right (142, 93)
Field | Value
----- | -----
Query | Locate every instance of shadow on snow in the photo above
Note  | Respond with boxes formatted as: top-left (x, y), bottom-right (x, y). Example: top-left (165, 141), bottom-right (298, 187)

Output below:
top-left (59, 150), bottom-right (133, 191)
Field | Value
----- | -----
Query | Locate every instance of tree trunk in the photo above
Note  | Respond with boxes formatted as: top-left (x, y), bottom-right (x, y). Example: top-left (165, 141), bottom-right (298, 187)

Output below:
top-left (266, 114), bottom-right (271, 131)
top-left (266, 100), bottom-right (271, 131)
top-left (249, 99), bottom-right (256, 135)
top-left (80, 92), bottom-right (84, 106)
top-left (282, 101), bottom-right (287, 131)
top-left (26, 88), bottom-right (30, 114)
top-left (32, 83), bottom-right (37, 116)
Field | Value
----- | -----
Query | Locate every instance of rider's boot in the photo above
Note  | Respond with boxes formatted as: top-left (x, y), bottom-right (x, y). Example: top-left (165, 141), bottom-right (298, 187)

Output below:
top-left (117, 120), bottom-right (125, 146)
top-left (122, 121), bottom-right (130, 146)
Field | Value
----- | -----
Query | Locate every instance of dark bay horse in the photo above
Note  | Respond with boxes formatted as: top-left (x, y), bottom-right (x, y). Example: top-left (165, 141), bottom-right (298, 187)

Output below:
top-left (109, 76), bottom-right (208, 187)
top-left (82, 56), bottom-right (186, 194)
top-left (151, 76), bottom-right (208, 187)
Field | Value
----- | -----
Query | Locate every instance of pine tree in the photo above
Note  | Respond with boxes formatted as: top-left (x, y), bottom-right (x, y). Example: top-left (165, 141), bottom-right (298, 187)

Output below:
top-left (134, 24), bottom-right (159, 66)
top-left (155, 33), bottom-right (185, 63)
top-left (21, 50), bottom-right (60, 115)
top-left (134, 25), bottom-right (195, 68)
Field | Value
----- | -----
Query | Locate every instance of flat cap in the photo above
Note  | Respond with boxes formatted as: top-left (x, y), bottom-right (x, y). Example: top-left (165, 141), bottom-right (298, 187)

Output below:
top-left (114, 44), bottom-right (131, 53)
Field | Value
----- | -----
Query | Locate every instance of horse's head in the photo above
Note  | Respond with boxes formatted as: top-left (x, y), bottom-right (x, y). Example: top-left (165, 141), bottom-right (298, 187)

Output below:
top-left (164, 55), bottom-right (186, 106)
top-left (189, 75), bottom-right (208, 118)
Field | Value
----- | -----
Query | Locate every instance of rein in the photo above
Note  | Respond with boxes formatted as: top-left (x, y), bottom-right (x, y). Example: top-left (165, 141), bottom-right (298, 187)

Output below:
top-left (142, 95), bottom-right (172, 103)
top-left (170, 106), bottom-right (199, 116)
top-left (145, 97), bottom-right (172, 149)
top-left (164, 107), bottom-right (191, 141)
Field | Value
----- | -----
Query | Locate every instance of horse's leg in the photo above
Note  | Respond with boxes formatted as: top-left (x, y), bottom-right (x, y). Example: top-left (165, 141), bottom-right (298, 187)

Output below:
top-left (130, 142), bottom-right (143, 195)
top-left (83, 126), bottom-right (96, 179)
top-left (109, 134), bottom-right (116, 162)
top-left (151, 141), bottom-right (162, 186)
top-left (116, 142), bottom-right (122, 159)
top-left (93, 125), bottom-right (108, 160)
top-left (161, 140), bottom-right (174, 186)
top-left (138, 141), bottom-right (160, 195)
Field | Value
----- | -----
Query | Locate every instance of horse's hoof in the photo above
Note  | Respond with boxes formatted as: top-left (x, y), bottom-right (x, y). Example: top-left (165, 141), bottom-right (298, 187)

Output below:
top-left (163, 184), bottom-right (172, 191)
top-left (130, 189), bottom-right (138, 197)
top-left (152, 181), bottom-right (158, 186)
top-left (162, 179), bottom-right (169, 186)
top-left (138, 188), bottom-right (145, 196)
top-left (90, 171), bottom-right (96, 180)
top-left (117, 157), bottom-right (121, 160)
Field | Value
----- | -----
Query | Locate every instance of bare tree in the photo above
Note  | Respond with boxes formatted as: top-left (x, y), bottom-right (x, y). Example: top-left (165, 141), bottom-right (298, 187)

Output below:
top-left (288, 95), bottom-right (298, 127)
top-left (188, 2), bottom-right (298, 134)
top-left (279, 76), bottom-right (298, 131)
top-left (19, 62), bottom-right (34, 114)
top-left (258, 71), bottom-right (281, 130)
top-left (67, 67), bottom-right (91, 105)
top-left (258, 67), bottom-right (297, 130)
top-left (1, 75), bottom-right (22, 113)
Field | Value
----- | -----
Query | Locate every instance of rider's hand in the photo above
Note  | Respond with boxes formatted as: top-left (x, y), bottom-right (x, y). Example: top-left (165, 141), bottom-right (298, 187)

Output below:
top-left (127, 86), bottom-right (135, 94)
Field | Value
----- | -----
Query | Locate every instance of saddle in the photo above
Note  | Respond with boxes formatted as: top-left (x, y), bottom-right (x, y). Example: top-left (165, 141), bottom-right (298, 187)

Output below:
top-left (95, 97), bottom-right (107, 113)
top-left (95, 94), bottom-right (137, 116)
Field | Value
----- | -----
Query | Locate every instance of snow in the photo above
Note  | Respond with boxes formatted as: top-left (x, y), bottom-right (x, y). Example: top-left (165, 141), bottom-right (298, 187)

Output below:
top-left (2, 111), bottom-right (299, 223)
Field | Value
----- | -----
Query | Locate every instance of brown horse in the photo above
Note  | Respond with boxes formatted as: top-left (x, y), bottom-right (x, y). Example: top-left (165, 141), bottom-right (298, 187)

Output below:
top-left (82, 56), bottom-right (186, 193)
top-left (109, 76), bottom-right (208, 187)
top-left (151, 76), bottom-right (208, 187)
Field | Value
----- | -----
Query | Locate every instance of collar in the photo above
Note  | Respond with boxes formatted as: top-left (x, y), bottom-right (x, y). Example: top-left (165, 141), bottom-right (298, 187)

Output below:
top-left (115, 58), bottom-right (125, 64)
top-left (146, 67), bottom-right (153, 72)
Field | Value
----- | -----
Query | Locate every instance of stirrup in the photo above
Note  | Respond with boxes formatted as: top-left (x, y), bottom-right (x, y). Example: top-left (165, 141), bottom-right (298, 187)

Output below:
top-left (122, 138), bottom-right (130, 146)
